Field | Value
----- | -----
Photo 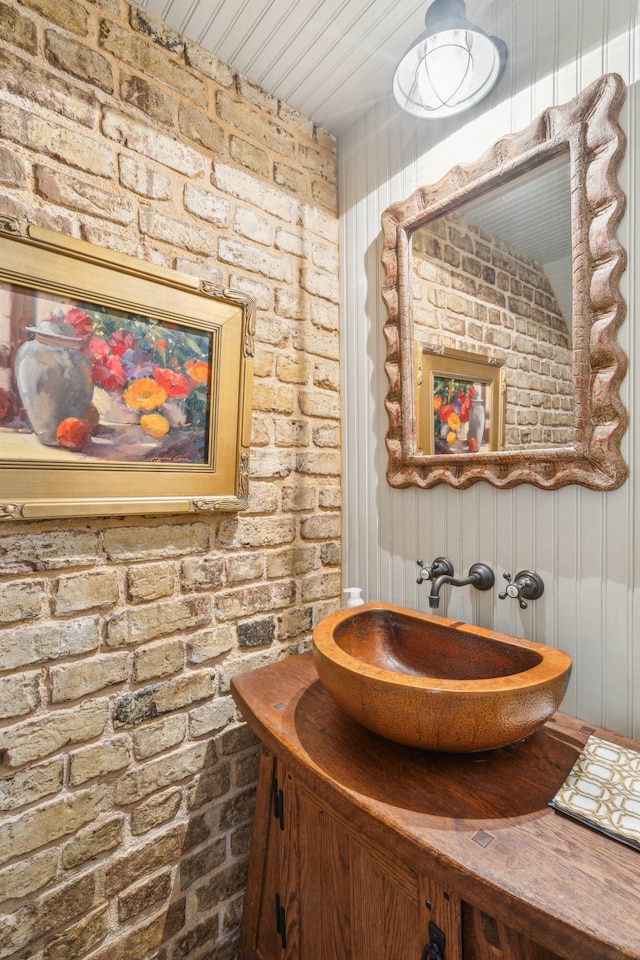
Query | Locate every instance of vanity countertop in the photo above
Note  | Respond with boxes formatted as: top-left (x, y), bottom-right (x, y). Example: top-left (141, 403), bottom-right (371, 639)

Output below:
top-left (231, 652), bottom-right (640, 960)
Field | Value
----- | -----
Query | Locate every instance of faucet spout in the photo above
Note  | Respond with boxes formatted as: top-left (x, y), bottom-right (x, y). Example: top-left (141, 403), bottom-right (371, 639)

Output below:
top-left (428, 562), bottom-right (495, 609)
top-left (429, 573), bottom-right (475, 608)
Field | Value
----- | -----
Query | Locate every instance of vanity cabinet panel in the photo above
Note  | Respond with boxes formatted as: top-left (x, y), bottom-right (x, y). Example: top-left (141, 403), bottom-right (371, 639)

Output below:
top-left (294, 786), bottom-right (351, 958)
top-left (242, 747), bottom-right (462, 960)
top-left (349, 841), bottom-right (417, 960)
top-left (232, 654), bottom-right (640, 960)
top-left (242, 748), bottom-right (291, 960)
top-left (461, 903), bottom-right (563, 960)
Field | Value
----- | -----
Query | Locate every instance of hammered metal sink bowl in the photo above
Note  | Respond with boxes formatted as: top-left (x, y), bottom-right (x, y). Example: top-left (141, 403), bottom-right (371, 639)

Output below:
top-left (312, 602), bottom-right (572, 753)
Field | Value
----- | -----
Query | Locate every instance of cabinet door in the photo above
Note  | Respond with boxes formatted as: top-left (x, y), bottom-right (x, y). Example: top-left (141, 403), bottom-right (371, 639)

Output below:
top-left (293, 785), bottom-right (351, 959)
top-left (242, 751), bottom-right (462, 960)
top-left (349, 840), bottom-right (429, 960)
top-left (295, 784), bottom-right (462, 960)
top-left (241, 748), bottom-right (293, 960)
top-left (462, 902), bottom-right (564, 960)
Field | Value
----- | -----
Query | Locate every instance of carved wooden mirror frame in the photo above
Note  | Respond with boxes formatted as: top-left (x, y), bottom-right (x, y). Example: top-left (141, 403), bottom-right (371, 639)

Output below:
top-left (381, 73), bottom-right (627, 490)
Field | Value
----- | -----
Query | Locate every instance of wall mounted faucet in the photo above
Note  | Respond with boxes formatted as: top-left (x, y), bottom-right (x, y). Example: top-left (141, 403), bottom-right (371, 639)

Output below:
top-left (499, 571), bottom-right (545, 609)
top-left (416, 557), bottom-right (454, 584)
top-left (428, 562), bottom-right (495, 610)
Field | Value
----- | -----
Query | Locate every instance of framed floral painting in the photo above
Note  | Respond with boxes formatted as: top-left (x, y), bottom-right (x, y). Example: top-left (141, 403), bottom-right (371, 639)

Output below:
top-left (416, 346), bottom-right (504, 456)
top-left (0, 216), bottom-right (255, 520)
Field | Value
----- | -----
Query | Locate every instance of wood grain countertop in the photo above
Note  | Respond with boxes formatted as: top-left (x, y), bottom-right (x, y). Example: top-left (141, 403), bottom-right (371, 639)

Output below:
top-left (231, 652), bottom-right (640, 960)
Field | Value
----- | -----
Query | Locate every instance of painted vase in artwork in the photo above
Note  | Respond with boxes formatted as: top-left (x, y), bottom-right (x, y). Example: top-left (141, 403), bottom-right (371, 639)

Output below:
top-left (15, 318), bottom-right (93, 445)
top-left (468, 398), bottom-right (486, 450)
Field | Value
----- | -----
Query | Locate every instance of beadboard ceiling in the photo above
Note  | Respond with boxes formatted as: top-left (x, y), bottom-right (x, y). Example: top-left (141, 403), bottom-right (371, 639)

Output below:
top-left (131, 1), bottom-right (572, 315)
top-left (127, 0), bottom-right (635, 170)
top-left (130, 0), bottom-right (437, 135)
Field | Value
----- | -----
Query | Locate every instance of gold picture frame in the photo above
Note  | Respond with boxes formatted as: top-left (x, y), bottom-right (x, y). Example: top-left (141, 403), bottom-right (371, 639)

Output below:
top-left (0, 216), bottom-right (254, 521)
top-left (416, 346), bottom-right (504, 457)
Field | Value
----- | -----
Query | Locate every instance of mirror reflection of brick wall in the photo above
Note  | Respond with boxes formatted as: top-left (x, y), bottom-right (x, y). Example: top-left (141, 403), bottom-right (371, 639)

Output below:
top-left (412, 213), bottom-right (573, 449)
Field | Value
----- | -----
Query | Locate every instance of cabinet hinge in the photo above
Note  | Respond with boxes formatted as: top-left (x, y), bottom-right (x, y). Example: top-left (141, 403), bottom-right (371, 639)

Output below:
top-left (273, 778), bottom-right (284, 830)
top-left (421, 922), bottom-right (445, 960)
top-left (275, 891), bottom-right (287, 950)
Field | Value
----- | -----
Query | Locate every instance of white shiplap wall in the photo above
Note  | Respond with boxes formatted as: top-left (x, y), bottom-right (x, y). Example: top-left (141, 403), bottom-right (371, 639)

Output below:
top-left (339, 0), bottom-right (640, 737)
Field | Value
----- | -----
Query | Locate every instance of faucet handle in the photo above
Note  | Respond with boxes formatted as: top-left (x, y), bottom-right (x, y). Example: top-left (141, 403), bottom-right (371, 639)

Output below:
top-left (499, 570), bottom-right (544, 609)
top-left (416, 556), bottom-right (454, 584)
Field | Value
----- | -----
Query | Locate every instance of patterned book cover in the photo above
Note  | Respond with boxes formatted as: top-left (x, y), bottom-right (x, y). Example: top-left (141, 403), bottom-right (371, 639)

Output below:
top-left (550, 735), bottom-right (640, 851)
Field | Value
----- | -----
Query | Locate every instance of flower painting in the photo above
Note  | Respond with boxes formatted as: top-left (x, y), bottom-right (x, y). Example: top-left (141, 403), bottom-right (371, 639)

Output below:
top-left (433, 375), bottom-right (489, 455)
top-left (0, 281), bottom-right (214, 465)
top-left (415, 345), bottom-right (504, 456)
top-left (0, 218), bottom-right (253, 520)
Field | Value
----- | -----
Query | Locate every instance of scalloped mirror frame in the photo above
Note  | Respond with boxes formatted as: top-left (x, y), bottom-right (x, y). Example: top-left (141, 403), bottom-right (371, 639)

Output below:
top-left (381, 73), bottom-right (628, 490)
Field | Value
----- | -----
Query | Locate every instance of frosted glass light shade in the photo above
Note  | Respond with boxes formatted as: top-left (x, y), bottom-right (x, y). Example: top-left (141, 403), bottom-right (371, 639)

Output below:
top-left (393, 0), bottom-right (506, 119)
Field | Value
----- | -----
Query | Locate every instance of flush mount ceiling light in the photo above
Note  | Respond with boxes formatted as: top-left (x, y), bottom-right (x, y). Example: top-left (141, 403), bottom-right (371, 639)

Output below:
top-left (393, 0), bottom-right (507, 119)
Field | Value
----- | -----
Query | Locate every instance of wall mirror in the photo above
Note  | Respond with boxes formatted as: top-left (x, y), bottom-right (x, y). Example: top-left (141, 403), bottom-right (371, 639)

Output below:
top-left (381, 73), bottom-right (628, 490)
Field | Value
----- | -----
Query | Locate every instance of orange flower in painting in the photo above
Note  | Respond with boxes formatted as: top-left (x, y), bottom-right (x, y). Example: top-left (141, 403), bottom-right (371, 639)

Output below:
top-left (447, 412), bottom-right (461, 431)
top-left (123, 377), bottom-right (167, 412)
top-left (433, 396), bottom-right (442, 411)
top-left (185, 359), bottom-right (210, 385)
top-left (446, 431), bottom-right (457, 445)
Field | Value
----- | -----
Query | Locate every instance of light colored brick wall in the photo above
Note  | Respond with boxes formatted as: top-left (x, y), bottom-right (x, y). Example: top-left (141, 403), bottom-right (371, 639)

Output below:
top-left (0, 2), bottom-right (340, 958)
top-left (412, 213), bottom-right (573, 448)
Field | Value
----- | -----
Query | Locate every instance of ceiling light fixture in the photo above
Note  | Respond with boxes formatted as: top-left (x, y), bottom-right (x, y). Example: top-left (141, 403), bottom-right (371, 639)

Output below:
top-left (393, 0), bottom-right (507, 119)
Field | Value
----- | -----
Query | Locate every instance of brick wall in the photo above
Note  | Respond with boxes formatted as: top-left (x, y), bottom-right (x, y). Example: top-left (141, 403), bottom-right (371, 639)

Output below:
top-left (412, 212), bottom-right (573, 448)
top-left (0, 2), bottom-right (340, 958)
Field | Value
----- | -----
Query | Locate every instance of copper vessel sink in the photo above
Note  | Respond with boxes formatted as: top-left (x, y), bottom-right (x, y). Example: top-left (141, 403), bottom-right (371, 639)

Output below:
top-left (312, 602), bottom-right (572, 752)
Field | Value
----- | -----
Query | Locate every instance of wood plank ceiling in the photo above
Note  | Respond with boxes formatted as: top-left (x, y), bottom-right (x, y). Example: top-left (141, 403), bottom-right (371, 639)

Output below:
top-left (130, 0), bottom-right (573, 325)
top-left (130, 0), bottom-right (431, 135)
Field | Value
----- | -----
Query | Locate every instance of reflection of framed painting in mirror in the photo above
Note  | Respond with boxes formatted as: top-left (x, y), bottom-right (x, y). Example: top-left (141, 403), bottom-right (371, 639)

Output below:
top-left (0, 216), bottom-right (255, 521)
top-left (416, 346), bottom-right (503, 456)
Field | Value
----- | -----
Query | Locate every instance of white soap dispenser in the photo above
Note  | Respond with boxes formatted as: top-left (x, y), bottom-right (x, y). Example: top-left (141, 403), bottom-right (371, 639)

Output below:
top-left (343, 587), bottom-right (364, 608)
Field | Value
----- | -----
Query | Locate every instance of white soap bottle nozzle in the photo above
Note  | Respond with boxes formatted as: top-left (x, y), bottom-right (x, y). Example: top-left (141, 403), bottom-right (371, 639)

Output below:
top-left (343, 587), bottom-right (364, 608)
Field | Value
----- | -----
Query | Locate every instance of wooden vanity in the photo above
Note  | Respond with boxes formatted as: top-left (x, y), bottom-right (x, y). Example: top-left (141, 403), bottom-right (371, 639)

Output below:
top-left (231, 653), bottom-right (640, 960)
